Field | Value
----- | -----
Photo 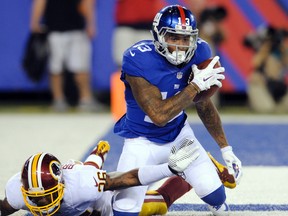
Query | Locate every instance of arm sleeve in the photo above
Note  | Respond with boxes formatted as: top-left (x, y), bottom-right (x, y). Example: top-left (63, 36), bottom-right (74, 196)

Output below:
top-left (138, 163), bottom-right (173, 185)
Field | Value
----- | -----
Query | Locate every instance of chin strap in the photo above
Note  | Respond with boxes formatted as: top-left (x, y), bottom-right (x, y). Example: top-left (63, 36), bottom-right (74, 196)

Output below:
top-left (166, 50), bottom-right (186, 65)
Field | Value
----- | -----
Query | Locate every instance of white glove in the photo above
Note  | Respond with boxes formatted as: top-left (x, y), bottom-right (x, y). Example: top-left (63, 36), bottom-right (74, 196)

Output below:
top-left (221, 146), bottom-right (243, 185)
top-left (191, 56), bottom-right (225, 92)
top-left (168, 138), bottom-right (200, 174)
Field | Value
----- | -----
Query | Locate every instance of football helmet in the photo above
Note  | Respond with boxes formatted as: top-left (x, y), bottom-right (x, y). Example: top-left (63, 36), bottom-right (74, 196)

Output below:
top-left (151, 5), bottom-right (198, 65)
top-left (21, 153), bottom-right (64, 216)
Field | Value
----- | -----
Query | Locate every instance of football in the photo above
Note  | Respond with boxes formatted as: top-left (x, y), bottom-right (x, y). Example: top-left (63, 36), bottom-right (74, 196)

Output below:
top-left (207, 152), bottom-right (236, 189)
top-left (218, 165), bottom-right (236, 189)
top-left (192, 57), bottom-right (222, 103)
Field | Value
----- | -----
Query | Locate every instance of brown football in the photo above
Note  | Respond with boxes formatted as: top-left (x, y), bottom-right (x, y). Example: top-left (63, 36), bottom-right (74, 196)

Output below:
top-left (192, 57), bottom-right (222, 103)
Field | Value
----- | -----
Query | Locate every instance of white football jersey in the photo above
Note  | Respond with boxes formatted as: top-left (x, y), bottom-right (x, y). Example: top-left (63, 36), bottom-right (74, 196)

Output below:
top-left (5, 160), bottom-right (113, 216)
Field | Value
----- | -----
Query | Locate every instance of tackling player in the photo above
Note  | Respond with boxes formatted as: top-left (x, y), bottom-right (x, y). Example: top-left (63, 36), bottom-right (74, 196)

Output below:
top-left (0, 139), bottom-right (199, 216)
top-left (112, 4), bottom-right (242, 216)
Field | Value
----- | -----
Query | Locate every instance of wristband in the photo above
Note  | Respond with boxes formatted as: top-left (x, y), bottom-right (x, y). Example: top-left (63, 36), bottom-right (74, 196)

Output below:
top-left (221, 146), bottom-right (233, 153)
top-left (168, 165), bottom-right (179, 175)
top-left (168, 165), bottom-right (186, 179)
top-left (190, 82), bottom-right (201, 94)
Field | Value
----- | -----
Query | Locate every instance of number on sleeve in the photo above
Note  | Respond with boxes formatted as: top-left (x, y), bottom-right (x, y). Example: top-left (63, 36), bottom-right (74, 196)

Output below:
top-left (97, 171), bottom-right (107, 192)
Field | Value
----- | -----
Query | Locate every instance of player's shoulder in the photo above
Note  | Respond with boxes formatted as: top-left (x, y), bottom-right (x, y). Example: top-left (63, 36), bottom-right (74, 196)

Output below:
top-left (122, 40), bottom-right (163, 77)
top-left (5, 172), bottom-right (26, 210)
top-left (62, 164), bottom-right (104, 204)
top-left (190, 37), bottom-right (213, 64)
top-left (6, 172), bottom-right (21, 189)
top-left (196, 37), bottom-right (212, 53)
top-left (125, 40), bottom-right (154, 53)
top-left (123, 40), bottom-right (157, 63)
top-left (62, 159), bottom-right (83, 167)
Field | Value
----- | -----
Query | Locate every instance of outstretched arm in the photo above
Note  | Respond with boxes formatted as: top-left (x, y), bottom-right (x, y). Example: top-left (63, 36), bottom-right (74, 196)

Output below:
top-left (104, 163), bottom-right (179, 191)
top-left (104, 169), bottom-right (141, 191)
top-left (0, 198), bottom-right (18, 216)
top-left (195, 99), bottom-right (242, 184)
top-left (104, 138), bottom-right (200, 191)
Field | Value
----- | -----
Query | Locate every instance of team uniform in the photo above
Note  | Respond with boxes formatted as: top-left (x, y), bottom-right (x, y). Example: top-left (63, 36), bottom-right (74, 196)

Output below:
top-left (115, 38), bottom-right (210, 143)
top-left (111, 4), bottom-right (243, 216)
top-left (5, 160), bottom-right (113, 216)
top-left (2, 141), bottom-right (196, 216)
top-left (113, 38), bottom-right (224, 213)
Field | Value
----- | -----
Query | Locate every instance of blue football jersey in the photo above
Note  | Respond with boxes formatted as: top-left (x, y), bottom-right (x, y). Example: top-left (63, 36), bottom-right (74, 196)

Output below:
top-left (114, 38), bottom-right (212, 143)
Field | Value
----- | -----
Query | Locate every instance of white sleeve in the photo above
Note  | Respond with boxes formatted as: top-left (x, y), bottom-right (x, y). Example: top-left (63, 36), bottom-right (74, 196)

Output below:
top-left (5, 172), bottom-right (26, 210)
top-left (138, 163), bottom-right (173, 185)
top-left (63, 164), bottom-right (106, 204)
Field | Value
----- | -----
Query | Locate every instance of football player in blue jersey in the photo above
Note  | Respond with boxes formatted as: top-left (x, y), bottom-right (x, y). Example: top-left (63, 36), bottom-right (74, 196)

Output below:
top-left (112, 4), bottom-right (242, 216)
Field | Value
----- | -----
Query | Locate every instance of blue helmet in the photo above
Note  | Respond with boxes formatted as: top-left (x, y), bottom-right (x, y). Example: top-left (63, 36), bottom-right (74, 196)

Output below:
top-left (151, 5), bottom-right (198, 65)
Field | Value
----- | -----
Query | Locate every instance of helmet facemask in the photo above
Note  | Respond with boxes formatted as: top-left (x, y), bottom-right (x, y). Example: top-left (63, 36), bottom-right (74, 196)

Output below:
top-left (152, 5), bottom-right (199, 65)
top-left (21, 153), bottom-right (64, 216)
top-left (21, 183), bottom-right (64, 216)
top-left (156, 26), bottom-right (198, 65)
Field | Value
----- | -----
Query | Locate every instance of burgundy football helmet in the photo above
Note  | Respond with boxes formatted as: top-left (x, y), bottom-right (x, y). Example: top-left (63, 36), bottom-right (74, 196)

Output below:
top-left (21, 152), bottom-right (64, 216)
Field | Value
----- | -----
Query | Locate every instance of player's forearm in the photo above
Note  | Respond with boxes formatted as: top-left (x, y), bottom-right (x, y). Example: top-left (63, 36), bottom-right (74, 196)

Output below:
top-left (127, 74), bottom-right (198, 127)
top-left (195, 99), bottom-right (229, 148)
top-left (141, 84), bottom-right (198, 127)
top-left (153, 85), bottom-right (198, 126)
top-left (105, 169), bottom-right (141, 191)
top-left (105, 163), bottom-right (174, 191)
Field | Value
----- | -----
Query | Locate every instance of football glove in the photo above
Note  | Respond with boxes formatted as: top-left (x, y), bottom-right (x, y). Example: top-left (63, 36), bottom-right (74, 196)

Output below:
top-left (84, 140), bottom-right (110, 169)
top-left (190, 56), bottom-right (225, 92)
top-left (168, 138), bottom-right (200, 175)
top-left (221, 146), bottom-right (242, 185)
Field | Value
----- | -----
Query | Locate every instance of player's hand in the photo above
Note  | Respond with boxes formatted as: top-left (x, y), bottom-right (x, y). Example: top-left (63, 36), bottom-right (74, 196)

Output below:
top-left (84, 140), bottom-right (110, 169)
top-left (94, 140), bottom-right (110, 162)
top-left (190, 56), bottom-right (225, 92)
top-left (168, 138), bottom-right (200, 174)
top-left (221, 146), bottom-right (243, 185)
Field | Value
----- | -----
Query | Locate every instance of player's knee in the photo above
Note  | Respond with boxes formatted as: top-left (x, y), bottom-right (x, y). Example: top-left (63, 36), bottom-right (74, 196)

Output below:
top-left (201, 185), bottom-right (226, 206)
top-left (112, 190), bottom-right (144, 214)
top-left (113, 192), bottom-right (138, 211)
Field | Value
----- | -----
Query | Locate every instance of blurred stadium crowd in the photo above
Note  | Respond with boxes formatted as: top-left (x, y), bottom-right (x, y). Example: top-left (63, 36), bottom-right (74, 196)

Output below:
top-left (0, 0), bottom-right (287, 113)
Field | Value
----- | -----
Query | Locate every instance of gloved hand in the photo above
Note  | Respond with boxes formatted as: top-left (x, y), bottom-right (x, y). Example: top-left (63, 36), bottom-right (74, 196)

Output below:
top-left (168, 138), bottom-right (200, 175)
top-left (221, 146), bottom-right (243, 185)
top-left (190, 56), bottom-right (225, 92)
top-left (84, 140), bottom-right (110, 169)
top-left (92, 140), bottom-right (110, 162)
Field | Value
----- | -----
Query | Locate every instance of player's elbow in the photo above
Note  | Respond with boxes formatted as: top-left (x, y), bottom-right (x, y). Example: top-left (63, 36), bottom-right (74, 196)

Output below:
top-left (150, 115), bottom-right (169, 127)
top-left (153, 121), bottom-right (167, 127)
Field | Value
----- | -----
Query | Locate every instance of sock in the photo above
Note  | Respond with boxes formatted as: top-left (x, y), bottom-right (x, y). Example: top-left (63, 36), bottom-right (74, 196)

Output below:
top-left (156, 176), bottom-right (192, 207)
top-left (202, 185), bottom-right (226, 206)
